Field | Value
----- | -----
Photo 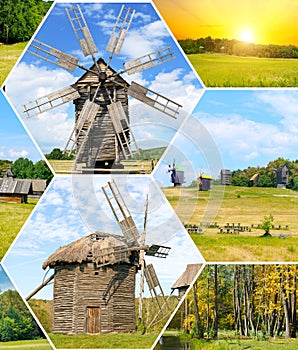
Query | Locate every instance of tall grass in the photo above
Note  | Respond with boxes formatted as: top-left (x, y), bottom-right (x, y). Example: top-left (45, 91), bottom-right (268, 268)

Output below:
top-left (188, 53), bottom-right (298, 87)
top-left (0, 200), bottom-right (36, 259)
top-left (0, 42), bottom-right (27, 86)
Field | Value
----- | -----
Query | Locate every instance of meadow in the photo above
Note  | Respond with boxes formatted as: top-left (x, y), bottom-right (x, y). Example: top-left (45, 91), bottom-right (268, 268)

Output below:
top-left (188, 53), bottom-right (298, 87)
top-left (0, 199), bottom-right (37, 259)
top-left (0, 43), bottom-right (26, 86)
top-left (163, 185), bottom-right (298, 262)
top-left (0, 339), bottom-right (51, 349)
top-left (155, 333), bottom-right (298, 350)
top-left (50, 332), bottom-right (158, 349)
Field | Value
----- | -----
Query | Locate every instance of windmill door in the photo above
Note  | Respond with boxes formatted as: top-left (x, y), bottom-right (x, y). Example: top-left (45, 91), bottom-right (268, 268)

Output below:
top-left (87, 307), bottom-right (100, 333)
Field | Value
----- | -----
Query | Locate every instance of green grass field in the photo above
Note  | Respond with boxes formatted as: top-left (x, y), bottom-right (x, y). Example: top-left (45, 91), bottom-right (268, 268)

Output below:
top-left (0, 339), bottom-right (51, 349)
top-left (0, 199), bottom-right (36, 259)
top-left (157, 332), bottom-right (298, 350)
top-left (0, 43), bottom-right (27, 86)
top-left (163, 185), bottom-right (298, 262)
top-left (188, 53), bottom-right (298, 87)
top-left (50, 332), bottom-right (158, 349)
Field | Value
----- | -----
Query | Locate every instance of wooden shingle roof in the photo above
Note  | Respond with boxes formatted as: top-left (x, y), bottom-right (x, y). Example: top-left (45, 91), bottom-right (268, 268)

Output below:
top-left (171, 263), bottom-right (202, 290)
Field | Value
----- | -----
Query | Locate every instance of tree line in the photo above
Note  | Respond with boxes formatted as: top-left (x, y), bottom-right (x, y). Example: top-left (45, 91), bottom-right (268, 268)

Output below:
top-left (231, 157), bottom-right (298, 190)
top-left (0, 157), bottom-right (53, 182)
top-left (0, 0), bottom-right (52, 44)
top-left (171, 264), bottom-right (297, 340)
top-left (179, 36), bottom-right (298, 59)
top-left (0, 289), bottom-right (44, 342)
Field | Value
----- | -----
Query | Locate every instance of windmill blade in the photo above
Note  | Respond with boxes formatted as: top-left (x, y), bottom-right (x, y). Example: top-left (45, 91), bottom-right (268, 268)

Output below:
top-left (28, 39), bottom-right (79, 72)
top-left (128, 81), bottom-right (182, 118)
top-left (64, 99), bottom-right (101, 156)
top-left (106, 5), bottom-right (135, 59)
top-left (102, 180), bottom-right (140, 245)
top-left (138, 195), bottom-right (149, 319)
top-left (66, 5), bottom-right (98, 58)
top-left (146, 244), bottom-right (171, 258)
top-left (107, 101), bottom-right (140, 159)
top-left (144, 263), bottom-right (170, 313)
top-left (23, 84), bottom-right (80, 118)
top-left (123, 47), bottom-right (174, 75)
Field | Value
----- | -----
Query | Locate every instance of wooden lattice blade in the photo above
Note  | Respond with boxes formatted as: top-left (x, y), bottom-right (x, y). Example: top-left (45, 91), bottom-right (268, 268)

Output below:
top-left (128, 81), bottom-right (182, 118)
top-left (23, 85), bottom-right (80, 118)
top-left (28, 39), bottom-right (79, 72)
top-left (124, 47), bottom-right (174, 75)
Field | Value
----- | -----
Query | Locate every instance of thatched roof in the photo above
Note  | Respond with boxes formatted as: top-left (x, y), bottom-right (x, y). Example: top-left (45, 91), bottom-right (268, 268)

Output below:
top-left (43, 232), bottom-right (136, 270)
top-left (171, 264), bottom-right (202, 290)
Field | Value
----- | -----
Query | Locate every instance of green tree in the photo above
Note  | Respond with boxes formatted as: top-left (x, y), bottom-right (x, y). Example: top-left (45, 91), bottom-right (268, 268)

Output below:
top-left (33, 160), bottom-right (53, 182)
top-left (0, 0), bottom-right (45, 44)
top-left (11, 157), bottom-right (34, 178)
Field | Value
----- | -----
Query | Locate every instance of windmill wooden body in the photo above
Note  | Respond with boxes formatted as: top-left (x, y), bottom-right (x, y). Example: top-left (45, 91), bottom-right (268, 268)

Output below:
top-left (23, 4), bottom-right (182, 171)
top-left (26, 180), bottom-right (171, 334)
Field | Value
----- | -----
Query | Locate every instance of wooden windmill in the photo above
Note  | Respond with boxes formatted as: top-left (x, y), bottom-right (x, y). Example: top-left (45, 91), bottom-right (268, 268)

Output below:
top-left (26, 180), bottom-right (171, 334)
top-left (22, 4), bottom-right (182, 171)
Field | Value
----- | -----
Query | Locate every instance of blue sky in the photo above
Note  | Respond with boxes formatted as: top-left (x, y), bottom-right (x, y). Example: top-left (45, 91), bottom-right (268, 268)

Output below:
top-left (3, 175), bottom-right (204, 300)
top-left (0, 265), bottom-right (15, 293)
top-left (154, 89), bottom-right (298, 187)
top-left (0, 91), bottom-right (43, 162)
top-left (5, 1), bottom-right (203, 154)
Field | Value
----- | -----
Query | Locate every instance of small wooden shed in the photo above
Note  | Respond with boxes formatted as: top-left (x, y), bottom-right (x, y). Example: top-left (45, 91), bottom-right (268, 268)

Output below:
top-left (249, 173), bottom-right (259, 187)
top-left (198, 175), bottom-right (212, 191)
top-left (73, 58), bottom-right (129, 169)
top-left (0, 167), bottom-right (31, 203)
top-left (276, 165), bottom-right (289, 188)
top-left (220, 169), bottom-right (231, 185)
top-left (171, 264), bottom-right (202, 299)
top-left (42, 232), bottom-right (139, 334)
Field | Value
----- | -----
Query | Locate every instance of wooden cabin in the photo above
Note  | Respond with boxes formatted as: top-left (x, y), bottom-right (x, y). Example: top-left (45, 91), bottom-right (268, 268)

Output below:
top-left (198, 175), bottom-right (211, 191)
top-left (171, 264), bottom-right (202, 299)
top-left (42, 232), bottom-right (139, 334)
top-left (249, 173), bottom-right (259, 187)
top-left (73, 58), bottom-right (129, 169)
top-left (220, 169), bottom-right (231, 185)
top-left (0, 167), bottom-right (31, 203)
top-left (276, 165), bottom-right (289, 188)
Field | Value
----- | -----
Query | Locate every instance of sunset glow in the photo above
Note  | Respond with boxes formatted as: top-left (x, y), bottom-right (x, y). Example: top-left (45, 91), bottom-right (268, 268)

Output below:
top-left (154, 0), bottom-right (298, 45)
top-left (238, 29), bottom-right (255, 43)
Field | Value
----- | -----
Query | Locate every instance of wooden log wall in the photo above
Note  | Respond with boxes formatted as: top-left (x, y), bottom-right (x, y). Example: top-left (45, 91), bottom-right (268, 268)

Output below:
top-left (52, 262), bottom-right (136, 334)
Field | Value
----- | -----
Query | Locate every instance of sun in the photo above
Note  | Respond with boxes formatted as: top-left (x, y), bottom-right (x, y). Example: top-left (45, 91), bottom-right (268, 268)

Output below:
top-left (238, 29), bottom-right (255, 43)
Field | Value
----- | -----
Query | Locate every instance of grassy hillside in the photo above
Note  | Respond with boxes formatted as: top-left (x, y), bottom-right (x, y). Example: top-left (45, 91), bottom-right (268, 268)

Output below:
top-left (0, 42), bottom-right (26, 86)
top-left (0, 200), bottom-right (36, 259)
top-left (188, 53), bottom-right (298, 87)
top-left (0, 339), bottom-right (51, 349)
top-left (163, 185), bottom-right (298, 262)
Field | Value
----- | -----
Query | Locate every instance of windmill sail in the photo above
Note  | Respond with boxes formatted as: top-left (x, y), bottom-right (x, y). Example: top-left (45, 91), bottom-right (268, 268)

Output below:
top-left (124, 47), bottom-right (174, 75)
top-left (66, 5), bottom-right (98, 57)
top-left (64, 99), bottom-right (101, 156)
top-left (102, 180), bottom-right (140, 245)
top-left (28, 39), bottom-right (79, 72)
top-left (106, 5), bottom-right (135, 56)
top-left (107, 101), bottom-right (140, 159)
top-left (145, 263), bottom-right (169, 313)
top-left (128, 81), bottom-right (182, 118)
top-left (23, 85), bottom-right (80, 118)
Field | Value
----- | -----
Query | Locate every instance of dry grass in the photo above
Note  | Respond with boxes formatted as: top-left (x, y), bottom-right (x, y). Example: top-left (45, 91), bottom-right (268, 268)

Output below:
top-left (163, 185), bottom-right (298, 262)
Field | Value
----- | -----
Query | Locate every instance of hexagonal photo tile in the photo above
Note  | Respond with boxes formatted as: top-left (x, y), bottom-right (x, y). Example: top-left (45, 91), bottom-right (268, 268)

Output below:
top-left (0, 264), bottom-right (53, 348)
top-left (0, 90), bottom-right (53, 259)
top-left (3, 174), bottom-right (204, 349)
top-left (4, 1), bottom-right (203, 175)
top-left (153, 263), bottom-right (298, 350)
top-left (153, 88), bottom-right (298, 262)
top-left (154, 0), bottom-right (298, 88)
